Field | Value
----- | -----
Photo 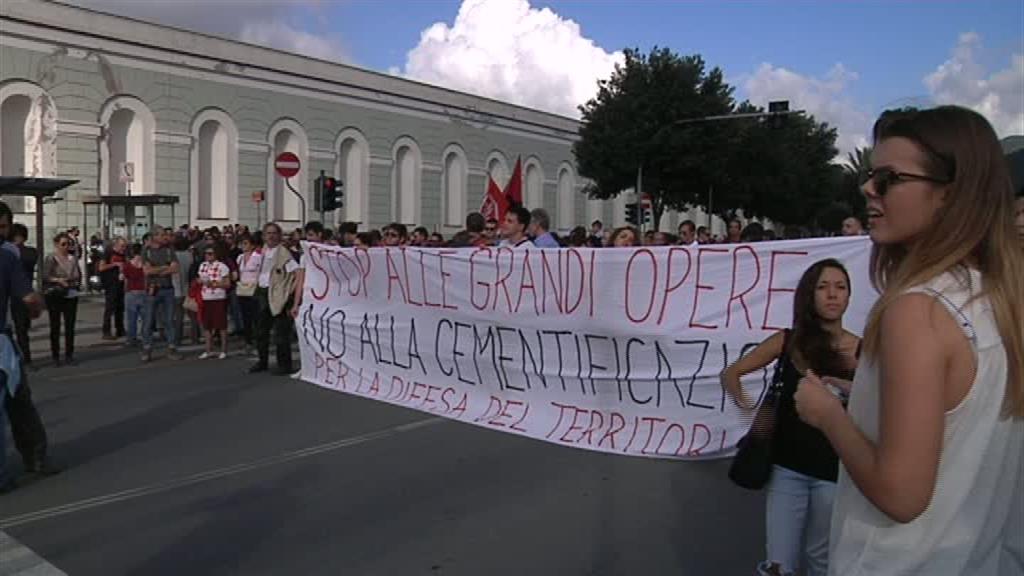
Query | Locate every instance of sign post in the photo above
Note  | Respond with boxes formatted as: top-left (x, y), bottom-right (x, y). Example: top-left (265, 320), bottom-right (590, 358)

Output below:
top-left (274, 152), bottom-right (304, 225)
top-left (252, 190), bottom-right (265, 229)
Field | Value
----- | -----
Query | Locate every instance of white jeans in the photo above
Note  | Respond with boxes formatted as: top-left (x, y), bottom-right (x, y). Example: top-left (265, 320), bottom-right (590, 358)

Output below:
top-left (759, 465), bottom-right (836, 576)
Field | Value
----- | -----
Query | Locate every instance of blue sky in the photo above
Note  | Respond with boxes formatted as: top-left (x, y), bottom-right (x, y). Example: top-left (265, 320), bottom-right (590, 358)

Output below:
top-left (72, 0), bottom-right (1024, 152)
top-left (327, 0), bottom-right (1021, 114)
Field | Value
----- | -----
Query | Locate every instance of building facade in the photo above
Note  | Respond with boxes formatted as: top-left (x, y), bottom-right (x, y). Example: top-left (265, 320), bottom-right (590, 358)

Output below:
top-left (1, 0), bottom-right (625, 241)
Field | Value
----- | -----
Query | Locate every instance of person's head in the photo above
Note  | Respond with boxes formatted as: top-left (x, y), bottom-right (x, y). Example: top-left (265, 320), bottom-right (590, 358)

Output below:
top-left (644, 230), bottom-right (655, 244)
top-left (304, 220), bottom-right (325, 243)
top-left (727, 219), bottom-right (743, 241)
top-left (0, 201), bottom-right (12, 243)
top-left (203, 243), bottom-right (219, 263)
top-left (740, 222), bottom-right (765, 243)
top-left (650, 231), bottom-right (669, 246)
top-left (678, 220), bottom-right (696, 245)
top-left (338, 221), bottom-right (358, 245)
top-left (465, 211), bottom-right (485, 234)
top-left (864, 106), bottom-right (1024, 414)
top-left (382, 223), bottom-right (408, 247)
top-left (609, 226), bottom-right (639, 248)
top-left (790, 259), bottom-right (854, 378)
top-left (355, 232), bottom-right (376, 249)
top-left (484, 218), bottom-right (499, 239)
top-left (148, 228), bottom-right (164, 248)
top-left (263, 222), bottom-right (283, 248)
top-left (502, 206), bottom-right (530, 240)
top-left (112, 237), bottom-right (126, 253)
top-left (411, 227), bottom-right (429, 246)
top-left (591, 220), bottom-right (603, 235)
top-left (130, 242), bottom-right (143, 259)
top-left (696, 226), bottom-right (710, 244)
top-left (568, 226), bottom-right (588, 247)
top-left (429, 233), bottom-right (444, 247)
top-left (11, 223), bottom-right (29, 246)
top-left (240, 235), bottom-right (255, 253)
top-left (841, 215), bottom-right (865, 237)
top-left (53, 232), bottom-right (71, 255)
top-left (528, 208), bottom-right (550, 237)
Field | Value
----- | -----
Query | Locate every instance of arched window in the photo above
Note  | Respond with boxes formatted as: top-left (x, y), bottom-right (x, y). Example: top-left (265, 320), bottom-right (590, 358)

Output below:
top-left (391, 136), bottom-right (421, 225)
top-left (557, 164), bottom-right (577, 232)
top-left (0, 81), bottom-right (57, 213)
top-left (442, 144), bottom-right (468, 227)
top-left (267, 118), bottom-right (308, 223)
top-left (485, 150), bottom-right (509, 193)
top-left (524, 157), bottom-right (544, 210)
top-left (335, 128), bottom-right (370, 226)
top-left (190, 109), bottom-right (238, 223)
top-left (99, 96), bottom-right (155, 197)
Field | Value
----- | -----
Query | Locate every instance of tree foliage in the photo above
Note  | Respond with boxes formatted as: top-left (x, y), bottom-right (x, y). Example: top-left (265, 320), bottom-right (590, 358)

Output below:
top-left (574, 46), bottom-right (847, 229)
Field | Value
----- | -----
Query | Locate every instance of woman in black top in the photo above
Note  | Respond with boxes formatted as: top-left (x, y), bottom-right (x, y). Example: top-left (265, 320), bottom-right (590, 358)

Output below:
top-left (42, 232), bottom-right (82, 366)
top-left (721, 259), bottom-right (860, 576)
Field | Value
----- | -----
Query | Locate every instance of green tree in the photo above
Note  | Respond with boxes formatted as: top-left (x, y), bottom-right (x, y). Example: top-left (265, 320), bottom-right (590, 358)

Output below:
top-left (573, 47), bottom-right (734, 229)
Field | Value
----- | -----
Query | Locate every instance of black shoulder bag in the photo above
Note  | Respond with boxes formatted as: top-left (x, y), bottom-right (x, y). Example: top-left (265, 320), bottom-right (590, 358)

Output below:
top-left (728, 331), bottom-right (788, 490)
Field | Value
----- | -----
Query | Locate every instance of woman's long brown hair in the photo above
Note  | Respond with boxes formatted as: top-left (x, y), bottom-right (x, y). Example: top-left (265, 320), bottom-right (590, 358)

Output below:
top-left (863, 106), bottom-right (1024, 418)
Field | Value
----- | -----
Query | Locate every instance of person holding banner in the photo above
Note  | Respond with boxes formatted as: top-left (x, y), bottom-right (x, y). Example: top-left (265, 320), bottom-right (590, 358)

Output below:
top-left (723, 259), bottom-right (860, 576)
top-left (794, 106), bottom-right (1024, 575)
top-left (499, 206), bottom-right (533, 248)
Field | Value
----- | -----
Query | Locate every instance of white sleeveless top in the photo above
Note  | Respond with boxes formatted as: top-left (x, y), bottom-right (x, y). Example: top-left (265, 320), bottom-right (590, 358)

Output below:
top-left (829, 269), bottom-right (1024, 575)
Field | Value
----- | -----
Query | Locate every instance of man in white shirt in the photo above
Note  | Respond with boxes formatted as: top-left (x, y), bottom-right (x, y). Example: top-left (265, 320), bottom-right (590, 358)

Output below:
top-left (500, 206), bottom-right (533, 248)
top-left (251, 222), bottom-right (299, 375)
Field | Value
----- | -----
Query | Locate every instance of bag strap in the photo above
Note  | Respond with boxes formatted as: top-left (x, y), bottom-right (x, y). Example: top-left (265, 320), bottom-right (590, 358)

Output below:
top-left (769, 330), bottom-right (790, 391)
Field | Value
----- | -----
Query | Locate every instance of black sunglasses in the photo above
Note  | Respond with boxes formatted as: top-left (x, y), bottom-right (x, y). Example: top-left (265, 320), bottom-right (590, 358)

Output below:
top-left (861, 167), bottom-right (950, 197)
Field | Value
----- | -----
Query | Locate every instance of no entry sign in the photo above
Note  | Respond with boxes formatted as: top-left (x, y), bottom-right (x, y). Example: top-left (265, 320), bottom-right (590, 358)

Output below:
top-left (274, 152), bottom-right (301, 179)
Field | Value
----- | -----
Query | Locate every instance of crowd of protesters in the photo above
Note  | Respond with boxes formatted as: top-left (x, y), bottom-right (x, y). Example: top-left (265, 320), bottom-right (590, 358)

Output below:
top-left (3, 105), bottom-right (1024, 576)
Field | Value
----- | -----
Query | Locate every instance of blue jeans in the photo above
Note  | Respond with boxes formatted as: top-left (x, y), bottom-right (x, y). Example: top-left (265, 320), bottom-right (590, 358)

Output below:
top-left (760, 465), bottom-right (836, 576)
top-left (142, 287), bottom-right (176, 350)
top-left (125, 291), bottom-right (146, 343)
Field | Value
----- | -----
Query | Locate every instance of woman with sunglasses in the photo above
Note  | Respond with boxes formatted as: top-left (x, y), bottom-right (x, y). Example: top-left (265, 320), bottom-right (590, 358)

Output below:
top-left (197, 243), bottom-right (231, 359)
top-left (42, 232), bottom-right (82, 366)
top-left (795, 106), bottom-right (1024, 575)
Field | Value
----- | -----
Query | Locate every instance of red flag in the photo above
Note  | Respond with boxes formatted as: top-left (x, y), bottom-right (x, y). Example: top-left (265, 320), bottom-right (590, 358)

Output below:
top-left (480, 176), bottom-right (509, 222)
top-left (504, 157), bottom-right (523, 206)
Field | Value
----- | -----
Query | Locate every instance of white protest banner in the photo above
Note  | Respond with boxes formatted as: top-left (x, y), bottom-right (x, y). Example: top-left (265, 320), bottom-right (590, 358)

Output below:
top-left (297, 237), bottom-right (875, 460)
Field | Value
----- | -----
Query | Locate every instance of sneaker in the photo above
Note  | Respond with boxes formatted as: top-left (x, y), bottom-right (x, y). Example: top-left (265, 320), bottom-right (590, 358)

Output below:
top-left (198, 352), bottom-right (211, 360)
top-left (141, 350), bottom-right (152, 363)
top-left (167, 349), bottom-right (183, 361)
top-left (290, 370), bottom-right (302, 380)
top-left (218, 352), bottom-right (227, 360)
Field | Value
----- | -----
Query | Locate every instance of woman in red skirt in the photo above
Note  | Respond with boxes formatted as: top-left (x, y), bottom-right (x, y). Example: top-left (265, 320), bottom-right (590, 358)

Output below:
top-left (197, 243), bottom-right (231, 359)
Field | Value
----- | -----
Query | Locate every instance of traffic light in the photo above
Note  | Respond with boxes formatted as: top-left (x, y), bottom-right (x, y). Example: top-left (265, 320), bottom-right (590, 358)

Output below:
top-left (322, 176), bottom-right (343, 211)
top-left (625, 202), bottom-right (640, 226)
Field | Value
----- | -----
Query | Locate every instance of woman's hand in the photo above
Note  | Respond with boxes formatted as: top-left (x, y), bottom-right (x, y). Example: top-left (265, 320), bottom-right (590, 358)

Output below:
top-left (721, 372), bottom-right (757, 410)
top-left (822, 375), bottom-right (853, 394)
top-left (795, 370), bottom-right (843, 431)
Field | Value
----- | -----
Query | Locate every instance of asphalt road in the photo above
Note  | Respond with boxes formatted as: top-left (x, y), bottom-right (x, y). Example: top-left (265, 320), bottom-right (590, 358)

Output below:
top-left (2, 340), bottom-right (765, 575)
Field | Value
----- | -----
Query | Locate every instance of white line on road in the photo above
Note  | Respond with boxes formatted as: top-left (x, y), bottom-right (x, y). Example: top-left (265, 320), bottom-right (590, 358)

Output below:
top-left (0, 530), bottom-right (66, 575)
top-left (0, 418), bottom-right (444, 529)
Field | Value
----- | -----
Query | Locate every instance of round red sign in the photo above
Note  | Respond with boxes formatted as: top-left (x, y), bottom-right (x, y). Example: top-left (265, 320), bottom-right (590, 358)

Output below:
top-left (274, 152), bottom-right (301, 178)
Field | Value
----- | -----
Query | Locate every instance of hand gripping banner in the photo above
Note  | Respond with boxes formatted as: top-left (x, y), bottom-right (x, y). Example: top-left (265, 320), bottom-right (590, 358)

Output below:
top-left (297, 237), bottom-right (874, 460)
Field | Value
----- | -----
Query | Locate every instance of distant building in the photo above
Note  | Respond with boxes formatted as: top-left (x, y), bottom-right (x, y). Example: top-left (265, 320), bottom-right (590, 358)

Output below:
top-left (1, 0), bottom-right (615, 239)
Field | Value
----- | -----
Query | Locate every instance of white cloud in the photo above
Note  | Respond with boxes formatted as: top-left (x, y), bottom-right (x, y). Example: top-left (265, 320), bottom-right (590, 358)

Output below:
top-left (924, 32), bottom-right (1024, 137)
top-left (741, 62), bottom-right (872, 158)
top-left (400, 0), bottom-right (622, 117)
top-left (63, 0), bottom-right (348, 62)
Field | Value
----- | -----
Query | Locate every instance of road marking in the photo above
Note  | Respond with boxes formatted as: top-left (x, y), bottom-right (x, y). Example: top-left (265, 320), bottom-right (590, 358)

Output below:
top-left (0, 418), bottom-right (443, 529)
top-left (0, 530), bottom-right (67, 575)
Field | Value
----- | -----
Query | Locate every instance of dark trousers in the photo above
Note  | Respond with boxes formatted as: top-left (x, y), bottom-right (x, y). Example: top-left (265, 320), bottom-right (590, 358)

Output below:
top-left (3, 365), bottom-right (49, 467)
top-left (103, 283), bottom-right (125, 336)
top-left (45, 294), bottom-right (78, 360)
top-left (239, 295), bottom-right (258, 346)
top-left (255, 288), bottom-right (292, 370)
top-left (11, 299), bottom-right (32, 365)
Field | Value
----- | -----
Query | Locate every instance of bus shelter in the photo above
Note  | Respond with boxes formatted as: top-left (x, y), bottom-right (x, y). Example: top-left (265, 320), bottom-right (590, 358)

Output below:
top-left (0, 176), bottom-right (79, 290)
